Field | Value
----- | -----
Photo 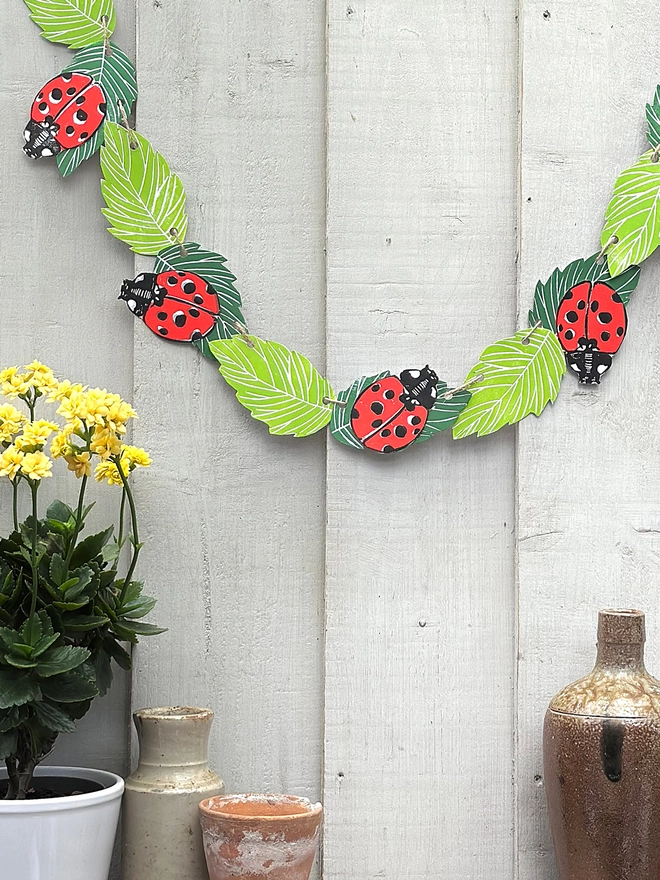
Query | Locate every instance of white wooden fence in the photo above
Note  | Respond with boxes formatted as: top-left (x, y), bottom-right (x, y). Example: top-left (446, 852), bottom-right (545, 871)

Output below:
top-left (2, 1), bottom-right (660, 877)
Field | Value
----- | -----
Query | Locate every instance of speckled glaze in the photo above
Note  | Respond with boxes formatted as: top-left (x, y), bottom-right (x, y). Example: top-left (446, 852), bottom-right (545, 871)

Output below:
top-left (544, 610), bottom-right (660, 880)
top-left (199, 794), bottom-right (322, 880)
top-left (122, 707), bottom-right (224, 880)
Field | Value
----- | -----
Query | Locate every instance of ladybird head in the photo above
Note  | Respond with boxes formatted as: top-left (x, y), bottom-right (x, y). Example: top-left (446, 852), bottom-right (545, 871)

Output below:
top-left (22, 118), bottom-right (61, 160)
top-left (119, 273), bottom-right (159, 318)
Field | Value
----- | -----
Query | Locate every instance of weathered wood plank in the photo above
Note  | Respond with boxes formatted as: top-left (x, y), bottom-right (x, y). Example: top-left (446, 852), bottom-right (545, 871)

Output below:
top-left (324, 2), bottom-right (518, 876)
top-left (517, 2), bottom-right (660, 877)
top-left (131, 0), bottom-right (327, 822)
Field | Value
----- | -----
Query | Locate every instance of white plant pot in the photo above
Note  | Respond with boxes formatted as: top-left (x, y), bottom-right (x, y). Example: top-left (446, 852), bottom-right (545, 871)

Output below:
top-left (0, 765), bottom-right (124, 880)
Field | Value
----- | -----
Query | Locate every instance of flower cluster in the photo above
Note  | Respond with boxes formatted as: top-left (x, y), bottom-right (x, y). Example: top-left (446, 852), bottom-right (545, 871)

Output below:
top-left (0, 362), bottom-right (150, 486)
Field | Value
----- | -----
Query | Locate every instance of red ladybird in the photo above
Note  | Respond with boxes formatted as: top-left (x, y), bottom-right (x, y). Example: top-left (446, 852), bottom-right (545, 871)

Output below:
top-left (23, 72), bottom-right (107, 159)
top-left (350, 367), bottom-right (439, 453)
top-left (555, 280), bottom-right (627, 384)
top-left (119, 271), bottom-right (221, 343)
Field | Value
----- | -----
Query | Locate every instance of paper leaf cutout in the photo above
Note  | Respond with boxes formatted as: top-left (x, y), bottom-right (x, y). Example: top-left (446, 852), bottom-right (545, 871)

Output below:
top-left (154, 243), bottom-right (246, 357)
top-left (23, 0), bottom-right (115, 49)
top-left (100, 123), bottom-right (188, 255)
top-left (452, 329), bottom-right (566, 439)
top-left (330, 372), bottom-right (390, 449)
top-left (528, 253), bottom-right (641, 331)
top-left (415, 387), bottom-right (471, 444)
top-left (601, 150), bottom-right (660, 277)
top-left (54, 42), bottom-right (137, 177)
top-left (210, 336), bottom-right (334, 437)
top-left (647, 86), bottom-right (660, 149)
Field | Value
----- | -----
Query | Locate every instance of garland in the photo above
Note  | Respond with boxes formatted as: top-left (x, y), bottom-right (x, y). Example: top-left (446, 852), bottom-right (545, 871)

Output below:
top-left (19, 0), bottom-right (660, 455)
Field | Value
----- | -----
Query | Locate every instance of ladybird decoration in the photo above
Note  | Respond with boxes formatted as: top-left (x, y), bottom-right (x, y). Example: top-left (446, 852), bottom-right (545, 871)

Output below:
top-left (555, 280), bottom-right (627, 384)
top-left (120, 271), bottom-right (221, 343)
top-left (23, 72), bottom-right (106, 159)
top-left (349, 367), bottom-right (439, 453)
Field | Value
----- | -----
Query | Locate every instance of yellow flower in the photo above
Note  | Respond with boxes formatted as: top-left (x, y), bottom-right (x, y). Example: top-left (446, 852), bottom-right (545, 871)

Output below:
top-left (15, 420), bottom-right (59, 451)
top-left (50, 432), bottom-right (71, 459)
top-left (0, 404), bottom-right (26, 443)
top-left (64, 451), bottom-right (92, 479)
top-left (47, 380), bottom-right (84, 403)
top-left (0, 446), bottom-right (24, 480)
top-left (1, 367), bottom-right (30, 400)
top-left (94, 458), bottom-right (129, 487)
top-left (19, 451), bottom-right (52, 481)
top-left (121, 445), bottom-right (152, 471)
top-left (0, 363), bottom-right (58, 399)
top-left (90, 426), bottom-right (123, 459)
top-left (23, 361), bottom-right (58, 392)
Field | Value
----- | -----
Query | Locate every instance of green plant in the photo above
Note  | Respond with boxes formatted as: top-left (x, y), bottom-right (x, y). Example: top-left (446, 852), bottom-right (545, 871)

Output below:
top-left (0, 362), bottom-right (163, 799)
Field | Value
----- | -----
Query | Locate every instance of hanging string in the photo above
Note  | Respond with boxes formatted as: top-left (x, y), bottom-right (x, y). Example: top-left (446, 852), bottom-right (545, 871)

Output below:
top-left (443, 373), bottom-right (484, 400)
top-left (117, 99), bottom-right (139, 150)
top-left (323, 396), bottom-right (348, 409)
top-left (234, 321), bottom-right (255, 348)
top-left (169, 227), bottom-right (188, 258)
top-left (521, 319), bottom-right (543, 345)
top-left (596, 233), bottom-right (618, 263)
top-left (100, 15), bottom-right (113, 56)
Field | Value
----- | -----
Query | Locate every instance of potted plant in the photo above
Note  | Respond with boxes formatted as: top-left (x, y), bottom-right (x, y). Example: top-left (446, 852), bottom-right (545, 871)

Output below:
top-left (0, 361), bottom-right (163, 880)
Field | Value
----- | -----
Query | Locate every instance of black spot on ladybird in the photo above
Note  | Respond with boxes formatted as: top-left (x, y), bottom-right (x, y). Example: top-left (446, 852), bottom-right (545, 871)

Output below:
top-left (558, 323), bottom-right (563, 332)
top-left (565, 310), bottom-right (579, 323)
top-left (612, 292), bottom-right (622, 303)
top-left (67, 86), bottom-right (77, 95)
top-left (66, 125), bottom-right (75, 135)
top-left (99, 102), bottom-right (107, 114)
top-left (351, 408), bottom-right (359, 420)
top-left (563, 291), bottom-right (573, 300)
top-left (194, 294), bottom-right (204, 305)
top-left (189, 308), bottom-right (200, 318)
top-left (182, 280), bottom-right (196, 294)
top-left (371, 384), bottom-right (381, 392)
top-left (38, 102), bottom-right (48, 112)
top-left (591, 301), bottom-right (599, 312)
top-left (51, 88), bottom-right (62, 100)
top-left (75, 95), bottom-right (85, 105)
top-left (158, 327), bottom-right (168, 336)
top-left (394, 425), bottom-right (407, 438)
top-left (382, 445), bottom-right (394, 453)
top-left (384, 389), bottom-right (395, 399)
top-left (616, 326), bottom-right (624, 337)
top-left (381, 429), bottom-right (391, 437)
top-left (371, 401), bottom-right (384, 415)
top-left (173, 312), bottom-right (187, 328)
top-left (577, 300), bottom-right (586, 309)
top-left (177, 271), bottom-right (186, 277)
top-left (61, 73), bottom-right (72, 82)
top-left (601, 331), bottom-right (611, 342)
top-left (411, 415), bottom-right (422, 425)
top-left (167, 276), bottom-right (178, 285)
top-left (157, 311), bottom-right (168, 320)
top-left (191, 330), bottom-right (202, 341)
top-left (80, 132), bottom-right (89, 140)
top-left (371, 419), bottom-right (383, 428)
top-left (76, 109), bottom-right (88, 122)
top-left (598, 312), bottom-right (612, 324)
top-left (565, 329), bottom-right (575, 340)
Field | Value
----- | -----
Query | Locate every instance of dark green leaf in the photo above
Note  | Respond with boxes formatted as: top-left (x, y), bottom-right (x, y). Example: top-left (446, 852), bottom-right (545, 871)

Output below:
top-left (0, 672), bottom-right (40, 709)
top-left (154, 242), bottom-right (246, 355)
top-left (63, 614), bottom-right (110, 632)
top-left (49, 553), bottom-right (68, 587)
top-left (32, 701), bottom-right (76, 734)
top-left (102, 542), bottom-right (121, 564)
top-left (70, 528), bottom-right (113, 569)
top-left (92, 649), bottom-right (113, 696)
top-left (104, 637), bottom-right (132, 670)
top-left (39, 667), bottom-right (98, 703)
top-left (46, 501), bottom-right (74, 524)
top-left (62, 566), bottom-right (93, 600)
top-left (21, 613), bottom-right (42, 647)
top-left (647, 85), bottom-right (660, 149)
top-left (0, 627), bottom-right (20, 651)
top-left (0, 730), bottom-right (17, 759)
top-left (31, 633), bottom-right (60, 658)
top-left (3, 655), bottom-right (38, 670)
top-left (35, 646), bottom-right (90, 678)
top-left (120, 596), bottom-right (157, 620)
top-left (415, 386), bottom-right (471, 444)
top-left (117, 620), bottom-right (167, 637)
top-left (53, 599), bottom-right (90, 611)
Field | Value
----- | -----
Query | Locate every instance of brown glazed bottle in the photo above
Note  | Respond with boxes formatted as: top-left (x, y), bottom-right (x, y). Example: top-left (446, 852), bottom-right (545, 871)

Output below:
top-left (544, 609), bottom-right (660, 880)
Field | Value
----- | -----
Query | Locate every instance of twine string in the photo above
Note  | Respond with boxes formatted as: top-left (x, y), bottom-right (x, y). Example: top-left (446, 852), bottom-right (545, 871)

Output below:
top-left (443, 373), bottom-right (485, 400)
top-left (323, 397), bottom-right (348, 409)
top-left (100, 15), bottom-right (113, 56)
top-left (117, 99), bottom-right (139, 150)
top-left (597, 233), bottom-right (619, 263)
top-left (521, 319), bottom-right (543, 345)
top-left (169, 227), bottom-right (188, 258)
top-left (234, 321), bottom-right (255, 348)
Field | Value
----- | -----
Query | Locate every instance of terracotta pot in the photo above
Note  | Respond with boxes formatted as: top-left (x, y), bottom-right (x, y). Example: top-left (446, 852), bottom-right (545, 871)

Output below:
top-left (122, 707), bottom-right (224, 880)
top-left (543, 609), bottom-right (660, 880)
top-left (199, 794), bottom-right (322, 880)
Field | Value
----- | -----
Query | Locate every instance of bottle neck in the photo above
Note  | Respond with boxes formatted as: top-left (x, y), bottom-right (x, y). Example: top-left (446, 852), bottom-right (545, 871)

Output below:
top-left (596, 641), bottom-right (646, 672)
top-left (135, 709), bottom-right (213, 769)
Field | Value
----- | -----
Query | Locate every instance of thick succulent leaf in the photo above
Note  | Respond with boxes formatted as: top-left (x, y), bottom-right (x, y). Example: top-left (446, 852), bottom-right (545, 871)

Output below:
top-left (601, 150), bottom-right (660, 276)
top-left (210, 336), bottom-right (334, 437)
top-left (32, 701), bottom-right (76, 733)
top-left (647, 85), bottom-right (660, 149)
top-left (100, 123), bottom-right (188, 255)
top-left (39, 665), bottom-right (98, 703)
top-left (415, 387), bottom-right (471, 444)
top-left (330, 372), bottom-right (390, 449)
top-left (154, 242), bottom-right (246, 352)
top-left (0, 672), bottom-right (40, 709)
top-left (22, 0), bottom-right (115, 49)
top-left (35, 645), bottom-right (90, 678)
top-left (452, 329), bottom-right (566, 439)
top-left (528, 253), bottom-right (641, 331)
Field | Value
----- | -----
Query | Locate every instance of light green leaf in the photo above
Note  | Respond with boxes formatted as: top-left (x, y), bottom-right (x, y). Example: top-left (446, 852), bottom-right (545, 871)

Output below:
top-left (416, 387), bottom-right (471, 444)
top-left (452, 329), bottom-right (566, 439)
top-left (154, 243), bottom-right (246, 354)
top-left (647, 86), bottom-right (660, 149)
top-left (56, 41), bottom-right (137, 178)
top-left (528, 253), bottom-right (641, 331)
top-left (330, 372), bottom-right (390, 449)
top-left (23, 0), bottom-right (115, 49)
top-left (210, 336), bottom-right (334, 437)
top-left (100, 122), bottom-right (188, 255)
top-left (601, 150), bottom-right (660, 276)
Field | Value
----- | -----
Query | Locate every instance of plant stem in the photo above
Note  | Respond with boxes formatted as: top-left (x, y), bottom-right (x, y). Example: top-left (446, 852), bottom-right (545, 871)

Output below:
top-left (64, 474), bottom-right (88, 570)
top-left (29, 481), bottom-right (39, 619)
top-left (113, 456), bottom-right (140, 602)
top-left (11, 480), bottom-right (18, 532)
top-left (115, 488), bottom-right (127, 571)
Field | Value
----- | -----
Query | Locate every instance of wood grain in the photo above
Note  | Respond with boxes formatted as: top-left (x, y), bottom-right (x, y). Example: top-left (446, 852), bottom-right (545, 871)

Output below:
top-left (517, 2), bottom-right (660, 877)
top-left (324, 2), bottom-right (518, 876)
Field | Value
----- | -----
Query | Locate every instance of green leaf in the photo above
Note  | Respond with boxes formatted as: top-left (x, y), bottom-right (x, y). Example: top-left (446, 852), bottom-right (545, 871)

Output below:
top-left (62, 614), bottom-right (110, 631)
top-left (601, 150), bottom-right (660, 276)
top-left (47, 500), bottom-right (74, 524)
top-left (120, 595), bottom-right (157, 620)
top-left (115, 620), bottom-right (167, 638)
top-left (39, 666), bottom-right (98, 703)
top-left (31, 633), bottom-right (60, 658)
top-left (49, 553), bottom-right (68, 587)
top-left (647, 85), bottom-right (660, 149)
top-left (452, 329), bottom-right (566, 439)
top-left (32, 701), bottom-right (77, 734)
top-left (20, 614), bottom-right (42, 648)
top-left (330, 372), bottom-right (390, 449)
top-left (92, 649), bottom-right (112, 695)
top-left (0, 730), bottom-right (18, 760)
top-left (0, 672), bottom-right (40, 709)
top-left (154, 243), bottom-right (246, 355)
top-left (22, 0), bottom-right (115, 49)
top-left (100, 122), bottom-right (188, 255)
top-left (35, 646), bottom-right (90, 678)
top-left (528, 253), bottom-right (641, 331)
top-left (415, 388), bottom-right (471, 444)
top-left (62, 42), bottom-right (136, 124)
top-left (57, 126), bottom-right (104, 178)
top-left (70, 528), bottom-right (113, 569)
top-left (210, 336), bottom-right (333, 437)
top-left (0, 628), bottom-right (21, 651)
top-left (104, 637), bottom-right (132, 670)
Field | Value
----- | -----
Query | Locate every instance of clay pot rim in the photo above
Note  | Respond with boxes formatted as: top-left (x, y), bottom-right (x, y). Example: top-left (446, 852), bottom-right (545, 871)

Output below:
top-left (134, 706), bottom-right (213, 721)
top-left (199, 793), bottom-right (323, 822)
top-left (600, 608), bottom-right (644, 617)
